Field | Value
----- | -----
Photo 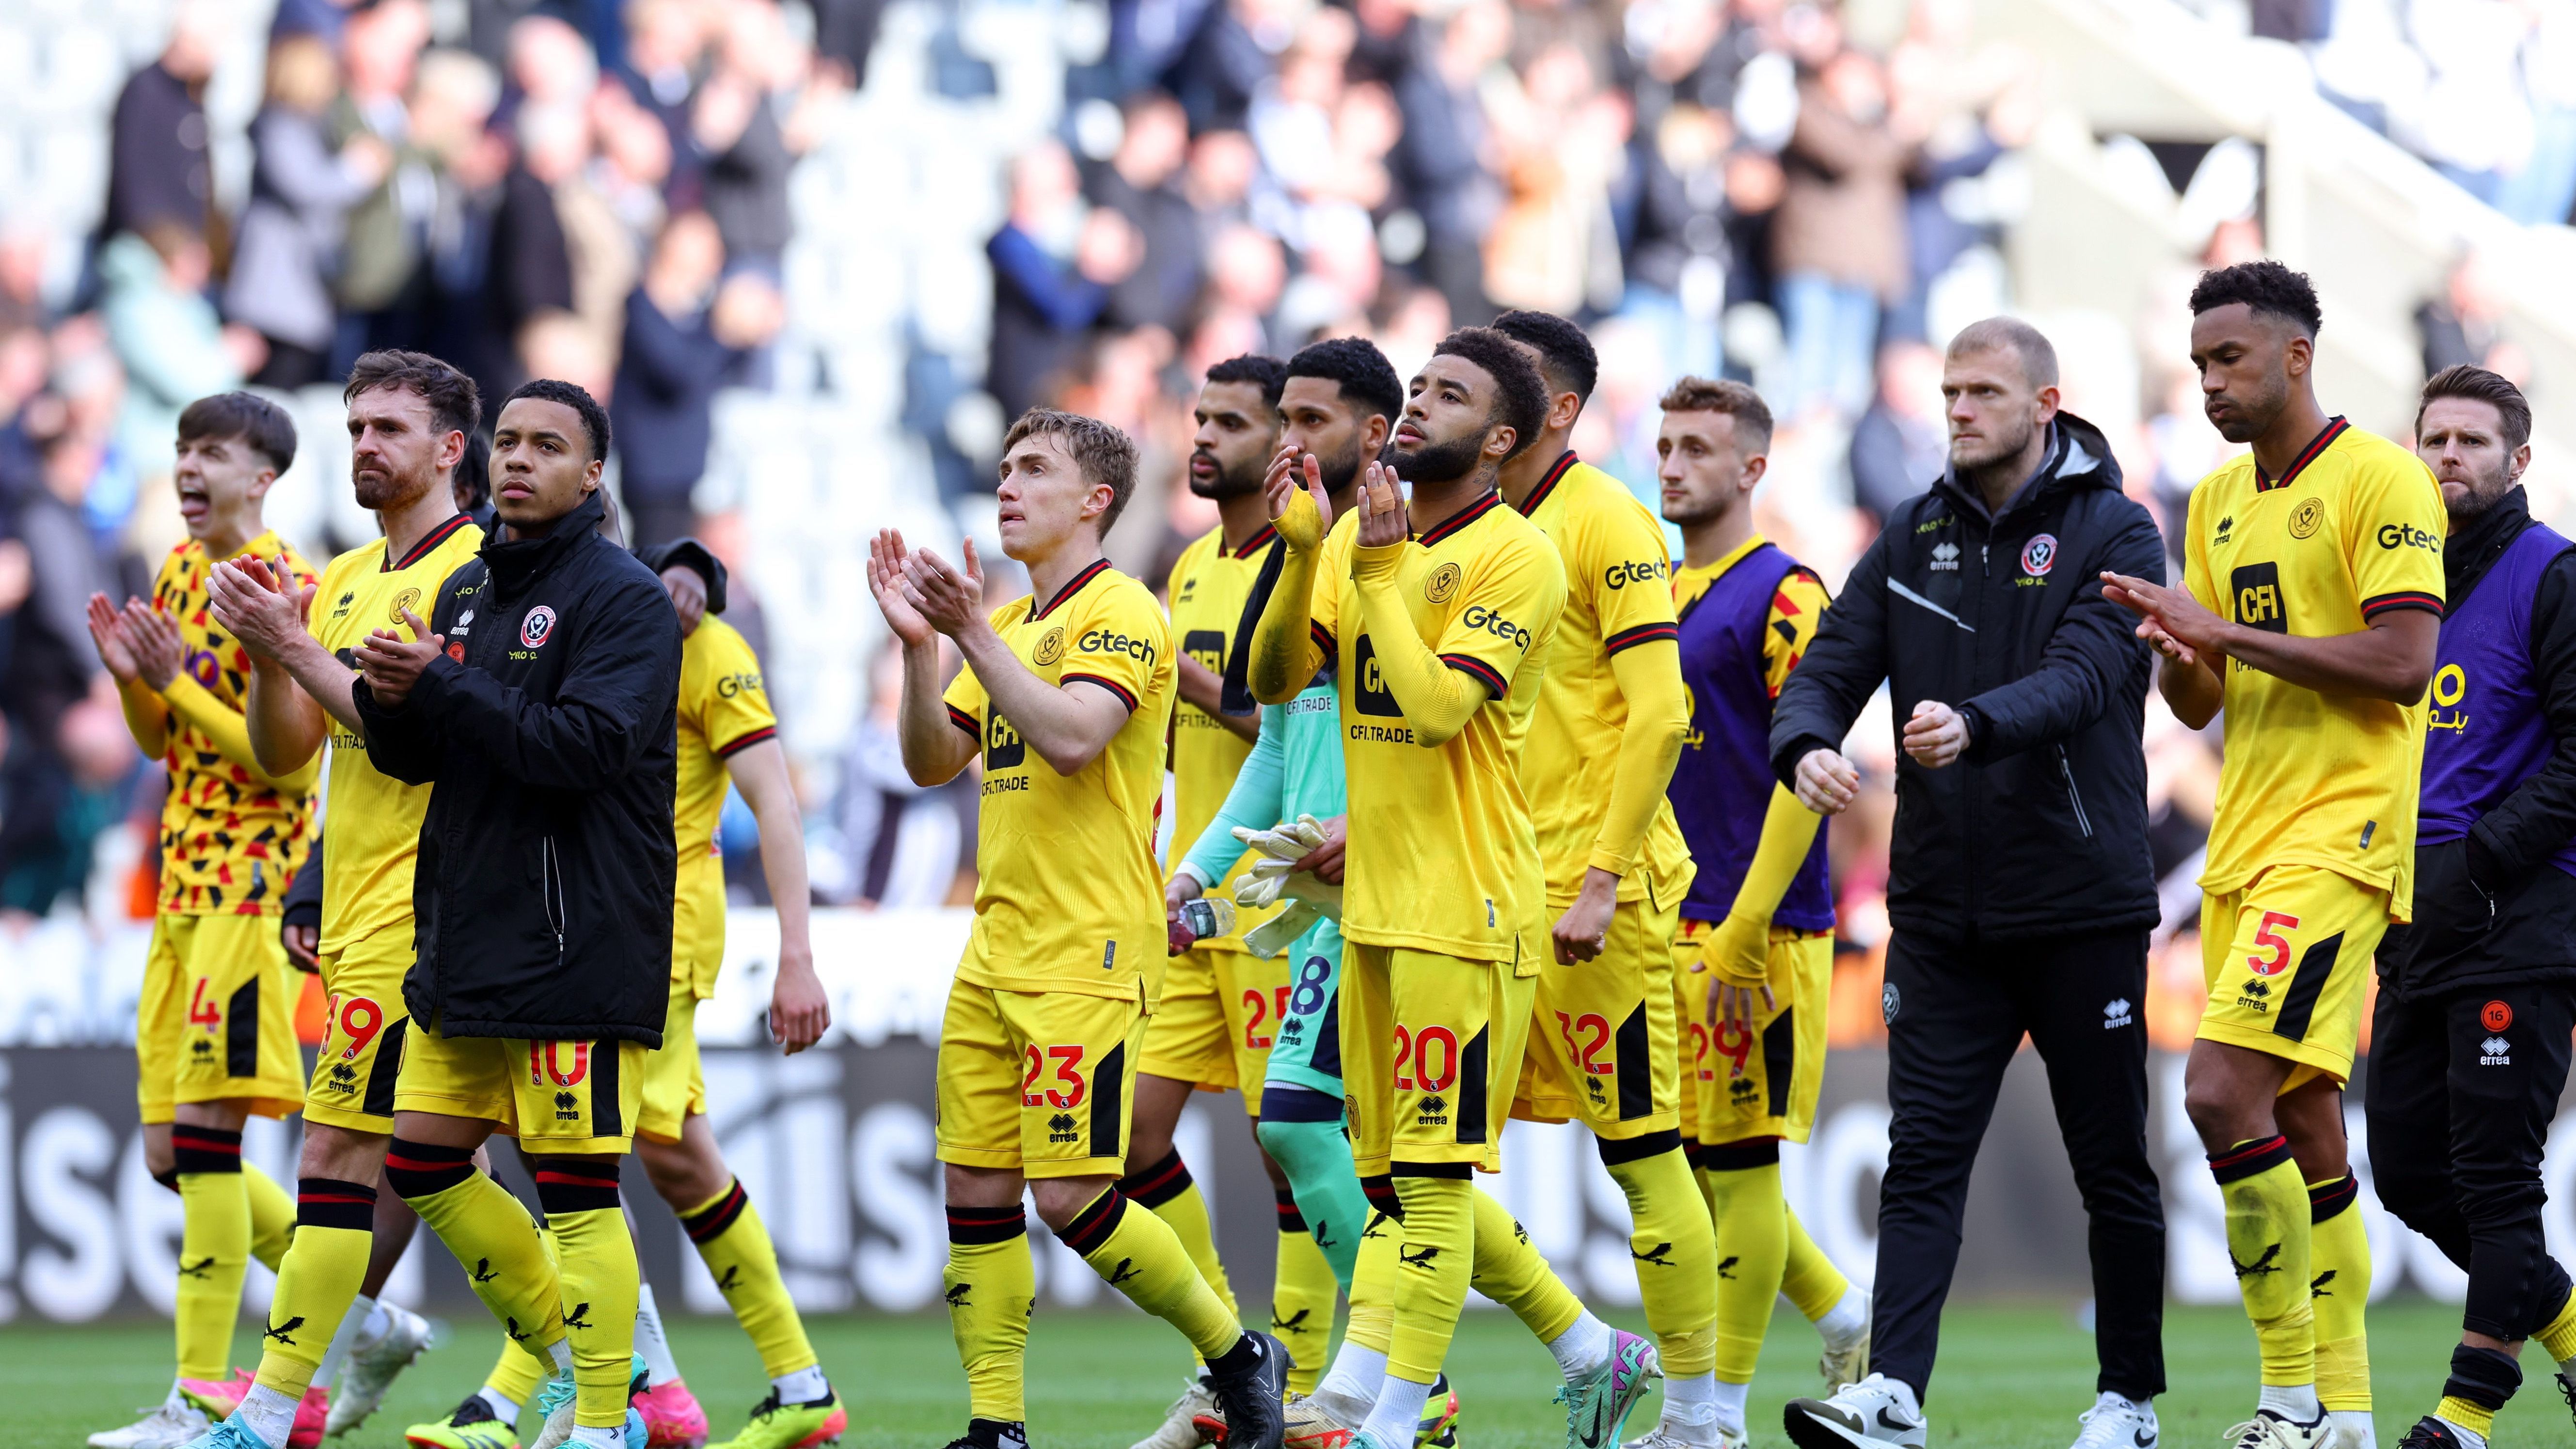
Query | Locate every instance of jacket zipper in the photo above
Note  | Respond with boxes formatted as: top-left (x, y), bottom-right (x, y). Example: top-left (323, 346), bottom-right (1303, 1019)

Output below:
top-left (542, 835), bottom-right (567, 958)
top-left (2056, 747), bottom-right (2095, 838)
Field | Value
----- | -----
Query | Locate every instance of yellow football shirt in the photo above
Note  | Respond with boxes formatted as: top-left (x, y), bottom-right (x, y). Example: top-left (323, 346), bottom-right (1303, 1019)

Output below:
top-left (1302, 491), bottom-right (1567, 961)
top-left (944, 560), bottom-right (1176, 1000)
top-left (669, 615), bottom-right (775, 994)
top-left (1671, 533), bottom-right (1832, 701)
top-left (1514, 455), bottom-right (1695, 906)
top-left (308, 513), bottom-right (485, 952)
top-left (147, 533), bottom-right (320, 914)
top-left (2182, 418), bottom-right (2445, 914)
top-left (1165, 521), bottom-right (1280, 951)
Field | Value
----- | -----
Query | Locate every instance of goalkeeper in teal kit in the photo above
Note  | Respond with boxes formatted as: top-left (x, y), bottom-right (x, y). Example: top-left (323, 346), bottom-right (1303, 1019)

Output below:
top-left (1163, 336), bottom-right (1463, 1447)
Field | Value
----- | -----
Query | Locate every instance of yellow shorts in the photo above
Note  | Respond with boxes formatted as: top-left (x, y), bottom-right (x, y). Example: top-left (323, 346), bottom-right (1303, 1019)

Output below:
top-left (1676, 920), bottom-right (1833, 1147)
top-left (304, 923), bottom-right (417, 1133)
top-left (936, 981), bottom-right (1147, 1179)
top-left (2197, 864), bottom-right (2390, 1090)
top-left (639, 978), bottom-right (705, 1143)
top-left (1343, 941), bottom-right (1538, 1176)
top-left (393, 1024), bottom-right (649, 1154)
top-left (1137, 945), bottom-right (1291, 1116)
top-left (1515, 892), bottom-right (1683, 1138)
top-left (136, 913), bottom-right (304, 1123)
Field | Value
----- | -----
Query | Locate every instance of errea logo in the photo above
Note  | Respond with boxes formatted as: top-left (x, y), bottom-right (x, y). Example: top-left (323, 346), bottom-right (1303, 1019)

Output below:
top-left (2482, 1037), bottom-right (2512, 1066)
top-left (1930, 541), bottom-right (1960, 572)
top-left (2102, 997), bottom-right (2133, 1030)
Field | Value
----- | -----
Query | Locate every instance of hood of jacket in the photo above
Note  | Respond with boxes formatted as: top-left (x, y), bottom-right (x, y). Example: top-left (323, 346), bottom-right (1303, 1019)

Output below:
top-left (632, 537), bottom-right (729, 614)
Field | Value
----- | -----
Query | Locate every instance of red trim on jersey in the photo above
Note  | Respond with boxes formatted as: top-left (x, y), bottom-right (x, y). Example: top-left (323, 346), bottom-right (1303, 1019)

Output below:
top-left (1031, 558), bottom-right (1113, 621)
top-left (1062, 672), bottom-right (1140, 712)
top-left (1441, 653), bottom-right (1508, 695)
top-left (714, 724), bottom-right (777, 757)
top-left (1604, 622), bottom-right (1679, 653)
top-left (1232, 525), bottom-right (1279, 559)
top-left (1513, 451), bottom-right (1580, 516)
top-left (2360, 590), bottom-right (2444, 620)
top-left (1416, 490), bottom-right (1501, 548)
top-left (946, 704), bottom-right (981, 738)
top-left (2253, 417), bottom-right (2349, 493)
top-left (388, 512), bottom-right (473, 571)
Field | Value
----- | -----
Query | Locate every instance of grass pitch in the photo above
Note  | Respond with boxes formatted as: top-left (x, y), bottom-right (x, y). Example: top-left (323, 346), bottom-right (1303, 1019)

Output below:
top-left (12, 1300), bottom-right (2574, 1449)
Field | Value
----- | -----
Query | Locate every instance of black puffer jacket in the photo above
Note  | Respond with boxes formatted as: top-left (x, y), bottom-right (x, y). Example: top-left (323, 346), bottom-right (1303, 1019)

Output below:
top-left (1770, 413), bottom-right (2166, 943)
top-left (355, 492), bottom-right (682, 1044)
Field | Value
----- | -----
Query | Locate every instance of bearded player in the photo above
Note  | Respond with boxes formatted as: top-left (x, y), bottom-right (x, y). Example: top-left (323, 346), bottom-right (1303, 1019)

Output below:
top-left (1249, 330), bottom-right (1658, 1449)
top-left (2105, 261), bottom-right (2444, 1449)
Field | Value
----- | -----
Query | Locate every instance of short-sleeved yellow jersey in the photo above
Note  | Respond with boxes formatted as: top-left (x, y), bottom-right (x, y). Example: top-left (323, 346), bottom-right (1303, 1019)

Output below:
top-left (1513, 455), bottom-right (1694, 906)
top-left (1309, 491), bottom-right (1568, 961)
top-left (944, 560), bottom-right (1176, 1000)
top-left (148, 533), bottom-right (320, 914)
top-left (674, 615), bottom-right (776, 866)
top-left (2182, 418), bottom-right (2445, 914)
top-left (1165, 522), bottom-right (1280, 951)
top-left (309, 513), bottom-right (485, 951)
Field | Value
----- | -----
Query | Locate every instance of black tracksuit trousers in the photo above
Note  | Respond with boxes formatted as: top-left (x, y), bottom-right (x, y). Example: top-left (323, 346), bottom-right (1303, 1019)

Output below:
top-left (2367, 979), bottom-right (2576, 1341)
top-left (1874, 927), bottom-right (2167, 1402)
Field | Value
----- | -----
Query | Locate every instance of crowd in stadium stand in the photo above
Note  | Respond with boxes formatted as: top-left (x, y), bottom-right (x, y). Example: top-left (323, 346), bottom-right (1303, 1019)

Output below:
top-left (0, 0), bottom-right (2572, 1047)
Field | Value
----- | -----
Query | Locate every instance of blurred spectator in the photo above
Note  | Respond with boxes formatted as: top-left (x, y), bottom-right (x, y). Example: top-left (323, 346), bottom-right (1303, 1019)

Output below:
top-left (227, 36), bottom-right (394, 388)
top-left (0, 227), bottom-right (52, 335)
top-left (1484, 41), bottom-right (1630, 318)
top-left (472, 115), bottom-right (577, 400)
top-left (521, 101), bottom-right (636, 374)
top-left (695, 0), bottom-right (806, 271)
top-left (985, 141), bottom-right (1141, 419)
top-left (1394, 0), bottom-right (1508, 322)
top-left (1846, 339), bottom-right (1945, 521)
top-left (1095, 92), bottom-right (1204, 332)
top-left (613, 212), bottom-right (782, 547)
top-left (617, 0), bottom-right (711, 199)
top-left (102, 6), bottom-right (220, 249)
top-left (2416, 250), bottom-right (2529, 386)
top-left (2497, 0), bottom-right (2576, 226)
top-left (330, 0), bottom-right (437, 355)
top-left (1773, 42), bottom-right (1911, 419)
top-left (99, 225), bottom-right (260, 476)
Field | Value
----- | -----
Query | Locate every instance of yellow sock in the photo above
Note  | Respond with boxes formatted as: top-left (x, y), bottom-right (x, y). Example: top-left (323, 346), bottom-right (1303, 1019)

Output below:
top-left (250, 1178), bottom-right (379, 1398)
top-left (1469, 1184), bottom-right (1583, 1345)
top-left (172, 1125), bottom-right (252, 1381)
top-left (2436, 1396), bottom-right (2497, 1438)
top-left (1604, 1142), bottom-right (1718, 1379)
top-left (2211, 1138), bottom-right (2314, 1387)
top-left (2539, 1285), bottom-right (2576, 1362)
top-left (534, 1160), bottom-right (639, 1429)
top-left (946, 1204), bottom-right (1036, 1423)
top-left (1704, 1153), bottom-right (1791, 1384)
top-left (1388, 1174), bottom-right (1473, 1383)
top-left (245, 1163), bottom-right (295, 1273)
top-left (487, 1334), bottom-right (550, 1405)
top-left (1123, 1151), bottom-right (1242, 1324)
top-left (680, 1178), bottom-right (818, 1379)
top-left (386, 1139), bottom-right (568, 1365)
top-left (1345, 1181), bottom-right (1402, 1355)
top-left (2308, 1175), bottom-right (2371, 1412)
top-left (1272, 1190), bottom-right (1340, 1394)
top-left (1781, 1204), bottom-right (1850, 1323)
top-left (1063, 1188), bottom-right (1241, 1361)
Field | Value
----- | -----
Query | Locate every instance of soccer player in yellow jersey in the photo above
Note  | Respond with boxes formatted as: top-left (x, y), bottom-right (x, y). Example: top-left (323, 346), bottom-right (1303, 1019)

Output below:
top-left (200, 353), bottom-right (494, 1449)
top-left (872, 407), bottom-right (1289, 1449)
top-left (1655, 378), bottom-right (1867, 1449)
top-left (1248, 329), bottom-right (1657, 1449)
top-left (1133, 353), bottom-right (1349, 1439)
top-left (1486, 311), bottom-right (1717, 1444)
top-left (82, 394), bottom-right (319, 1449)
top-left (2105, 262), bottom-right (2445, 1449)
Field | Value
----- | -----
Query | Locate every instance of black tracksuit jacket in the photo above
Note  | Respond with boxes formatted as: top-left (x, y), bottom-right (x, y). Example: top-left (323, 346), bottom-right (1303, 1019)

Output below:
top-left (354, 491), bottom-right (682, 1045)
top-left (1770, 413), bottom-right (2167, 944)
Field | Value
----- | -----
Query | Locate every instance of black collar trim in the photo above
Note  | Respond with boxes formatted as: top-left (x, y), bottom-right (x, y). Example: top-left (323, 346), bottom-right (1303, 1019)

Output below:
top-left (1418, 490), bottom-right (1502, 548)
top-left (1032, 557), bottom-right (1113, 621)
top-left (2255, 417), bottom-right (2349, 493)
top-left (1514, 452), bottom-right (1579, 516)
top-left (388, 512), bottom-right (471, 571)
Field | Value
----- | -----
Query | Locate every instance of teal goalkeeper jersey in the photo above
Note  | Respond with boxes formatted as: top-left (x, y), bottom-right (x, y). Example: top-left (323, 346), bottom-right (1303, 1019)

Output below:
top-left (1181, 674), bottom-right (1345, 888)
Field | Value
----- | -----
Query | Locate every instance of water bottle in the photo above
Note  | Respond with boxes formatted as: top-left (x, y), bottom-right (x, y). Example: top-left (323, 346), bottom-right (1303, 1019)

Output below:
top-left (1169, 896), bottom-right (1237, 954)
